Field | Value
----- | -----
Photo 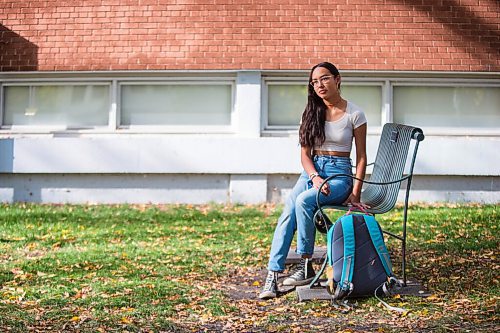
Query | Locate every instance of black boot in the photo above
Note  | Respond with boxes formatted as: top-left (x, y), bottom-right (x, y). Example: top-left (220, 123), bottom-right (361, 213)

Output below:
top-left (283, 258), bottom-right (315, 286)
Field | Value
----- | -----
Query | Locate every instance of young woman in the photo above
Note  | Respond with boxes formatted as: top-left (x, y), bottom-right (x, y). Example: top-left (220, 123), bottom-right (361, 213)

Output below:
top-left (259, 62), bottom-right (367, 299)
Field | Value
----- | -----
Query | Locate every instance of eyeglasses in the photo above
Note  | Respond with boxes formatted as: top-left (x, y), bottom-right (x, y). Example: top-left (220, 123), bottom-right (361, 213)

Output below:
top-left (310, 75), bottom-right (333, 88)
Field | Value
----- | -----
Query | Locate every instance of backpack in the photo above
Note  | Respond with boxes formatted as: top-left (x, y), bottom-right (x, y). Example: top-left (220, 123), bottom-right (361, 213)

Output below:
top-left (326, 212), bottom-right (395, 303)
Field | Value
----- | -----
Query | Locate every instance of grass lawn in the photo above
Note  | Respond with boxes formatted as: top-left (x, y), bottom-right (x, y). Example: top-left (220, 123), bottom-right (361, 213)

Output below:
top-left (0, 203), bottom-right (498, 332)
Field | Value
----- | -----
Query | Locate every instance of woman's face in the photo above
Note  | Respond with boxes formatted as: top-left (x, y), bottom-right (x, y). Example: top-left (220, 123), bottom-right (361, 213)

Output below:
top-left (310, 66), bottom-right (340, 100)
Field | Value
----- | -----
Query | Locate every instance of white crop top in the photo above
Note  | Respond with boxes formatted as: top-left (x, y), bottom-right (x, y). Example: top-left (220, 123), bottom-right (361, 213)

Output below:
top-left (314, 101), bottom-right (367, 153)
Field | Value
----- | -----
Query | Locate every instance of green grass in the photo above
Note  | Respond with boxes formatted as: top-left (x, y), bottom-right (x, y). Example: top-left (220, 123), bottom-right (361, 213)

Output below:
top-left (0, 203), bottom-right (498, 332)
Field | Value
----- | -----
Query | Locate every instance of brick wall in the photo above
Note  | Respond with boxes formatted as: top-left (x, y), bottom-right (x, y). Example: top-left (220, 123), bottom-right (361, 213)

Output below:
top-left (0, 0), bottom-right (499, 72)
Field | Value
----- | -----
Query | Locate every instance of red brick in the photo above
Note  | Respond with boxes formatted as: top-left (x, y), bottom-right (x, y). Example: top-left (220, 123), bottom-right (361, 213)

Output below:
top-left (0, 0), bottom-right (497, 71)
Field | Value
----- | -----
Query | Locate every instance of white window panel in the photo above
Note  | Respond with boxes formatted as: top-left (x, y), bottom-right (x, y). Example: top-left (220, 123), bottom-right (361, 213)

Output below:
top-left (120, 83), bottom-right (232, 126)
top-left (266, 83), bottom-right (382, 128)
top-left (3, 84), bottom-right (109, 127)
top-left (393, 85), bottom-right (500, 128)
top-left (342, 85), bottom-right (382, 127)
top-left (267, 84), bottom-right (307, 127)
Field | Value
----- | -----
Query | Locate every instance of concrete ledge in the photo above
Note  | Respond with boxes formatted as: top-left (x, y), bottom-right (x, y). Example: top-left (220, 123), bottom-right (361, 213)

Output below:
top-left (285, 247), bottom-right (326, 265)
top-left (296, 279), bottom-right (431, 302)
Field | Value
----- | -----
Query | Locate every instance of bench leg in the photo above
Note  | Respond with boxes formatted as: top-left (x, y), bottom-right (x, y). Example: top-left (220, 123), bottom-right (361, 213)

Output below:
top-left (402, 179), bottom-right (413, 287)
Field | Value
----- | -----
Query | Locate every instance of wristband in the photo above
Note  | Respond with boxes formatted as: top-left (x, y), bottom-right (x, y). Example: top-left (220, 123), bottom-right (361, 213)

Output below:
top-left (309, 172), bottom-right (319, 180)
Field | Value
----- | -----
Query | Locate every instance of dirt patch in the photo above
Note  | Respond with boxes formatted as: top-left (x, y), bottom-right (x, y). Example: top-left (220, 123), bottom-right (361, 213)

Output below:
top-left (222, 266), bottom-right (306, 301)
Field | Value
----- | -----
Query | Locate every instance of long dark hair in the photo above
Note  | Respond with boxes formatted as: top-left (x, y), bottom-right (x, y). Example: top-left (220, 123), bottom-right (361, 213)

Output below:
top-left (299, 62), bottom-right (341, 148)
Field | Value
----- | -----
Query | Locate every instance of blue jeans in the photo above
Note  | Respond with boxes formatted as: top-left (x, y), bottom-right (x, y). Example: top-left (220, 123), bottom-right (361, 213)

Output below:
top-left (267, 156), bottom-right (353, 272)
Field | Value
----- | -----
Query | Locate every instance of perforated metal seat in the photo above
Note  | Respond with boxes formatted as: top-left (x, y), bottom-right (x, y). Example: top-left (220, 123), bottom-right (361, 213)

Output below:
top-left (311, 123), bottom-right (425, 286)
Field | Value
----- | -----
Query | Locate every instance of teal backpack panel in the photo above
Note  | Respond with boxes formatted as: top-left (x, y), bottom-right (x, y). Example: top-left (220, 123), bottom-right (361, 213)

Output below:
top-left (327, 213), bottom-right (393, 298)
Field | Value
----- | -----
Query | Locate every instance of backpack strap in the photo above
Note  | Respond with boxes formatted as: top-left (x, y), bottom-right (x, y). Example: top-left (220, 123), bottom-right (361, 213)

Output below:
top-left (339, 214), bottom-right (355, 291)
top-left (326, 225), bottom-right (334, 267)
top-left (375, 277), bottom-right (408, 314)
top-left (363, 214), bottom-right (393, 277)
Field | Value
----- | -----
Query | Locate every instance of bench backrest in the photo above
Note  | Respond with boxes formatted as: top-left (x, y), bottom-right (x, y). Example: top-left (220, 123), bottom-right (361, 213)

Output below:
top-left (361, 123), bottom-right (424, 214)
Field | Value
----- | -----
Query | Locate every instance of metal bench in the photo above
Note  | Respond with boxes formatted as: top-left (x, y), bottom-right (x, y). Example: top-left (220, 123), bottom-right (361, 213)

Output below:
top-left (306, 123), bottom-right (425, 294)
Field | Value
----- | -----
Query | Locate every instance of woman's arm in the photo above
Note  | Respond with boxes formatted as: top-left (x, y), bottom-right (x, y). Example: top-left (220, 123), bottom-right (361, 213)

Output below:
top-left (344, 123), bottom-right (367, 204)
top-left (301, 146), bottom-right (330, 195)
top-left (300, 145), bottom-right (316, 176)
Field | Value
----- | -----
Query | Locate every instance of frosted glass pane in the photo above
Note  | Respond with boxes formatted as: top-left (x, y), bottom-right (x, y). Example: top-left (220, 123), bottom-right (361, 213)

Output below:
top-left (267, 84), bottom-right (382, 127)
top-left (268, 85), bottom-right (307, 126)
top-left (342, 85), bottom-right (382, 126)
top-left (3, 85), bottom-right (109, 126)
top-left (121, 84), bottom-right (232, 125)
top-left (394, 86), bottom-right (500, 127)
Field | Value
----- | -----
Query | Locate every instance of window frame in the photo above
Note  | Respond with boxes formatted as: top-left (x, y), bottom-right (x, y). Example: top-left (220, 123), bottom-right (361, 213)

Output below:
top-left (0, 74), bottom-right (237, 134)
top-left (262, 77), bottom-right (308, 132)
top-left (117, 78), bottom-right (236, 133)
top-left (338, 79), bottom-right (386, 130)
top-left (0, 80), bottom-right (113, 133)
top-left (391, 79), bottom-right (500, 136)
top-left (0, 71), bottom-right (498, 137)
top-left (262, 75), bottom-right (386, 135)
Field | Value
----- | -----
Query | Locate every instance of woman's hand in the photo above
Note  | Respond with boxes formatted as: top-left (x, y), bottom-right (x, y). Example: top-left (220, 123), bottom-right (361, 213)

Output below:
top-left (312, 176), bottom-right (330, 196)
top-left (343, 193), bottom-right (370, 210)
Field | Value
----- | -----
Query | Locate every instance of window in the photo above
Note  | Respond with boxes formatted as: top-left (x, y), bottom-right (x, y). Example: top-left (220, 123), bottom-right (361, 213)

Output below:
top-left (342, 85), bottom-right (382, 127)
top-left (1, 72), bottom-right (497, 135)
top-left (267, 83), bottom-right (307, 127)
top-left (3, 84), bottom-right (110, 127)
top-left (120, 83), bottom-right (233, 126)
top-left (393, 85), bottom-right (500, 128)
top-left (265, 81), bottom-right (382, 129)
